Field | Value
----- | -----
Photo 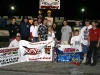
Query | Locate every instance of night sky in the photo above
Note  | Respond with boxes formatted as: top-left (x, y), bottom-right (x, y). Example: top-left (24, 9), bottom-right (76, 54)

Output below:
top-left (0, 0), bottom-right (100, 20)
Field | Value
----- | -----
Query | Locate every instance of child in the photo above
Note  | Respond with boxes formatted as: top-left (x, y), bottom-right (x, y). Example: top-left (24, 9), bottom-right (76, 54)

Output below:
top-left (48, 25), bottom-right (55, 47)
top-left (48, 25), bottom-right (55, 40)
top-left (70, 30), bottom-right (82, 51)
top-left (70, 30), bottom-right (83, 61)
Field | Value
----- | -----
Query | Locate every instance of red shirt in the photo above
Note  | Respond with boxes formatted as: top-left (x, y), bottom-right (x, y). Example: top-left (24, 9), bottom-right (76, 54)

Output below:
top-left (89, 28), bottom-right (100, 41)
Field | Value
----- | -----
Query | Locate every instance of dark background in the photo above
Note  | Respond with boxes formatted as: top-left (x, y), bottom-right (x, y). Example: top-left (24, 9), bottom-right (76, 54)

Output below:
top-left (0, 0), bottom-right (100, 19)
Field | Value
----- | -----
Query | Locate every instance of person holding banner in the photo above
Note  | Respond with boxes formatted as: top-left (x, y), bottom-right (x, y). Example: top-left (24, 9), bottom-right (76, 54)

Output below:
top-left (9, 33), bottom-right (21, 47)
top-left (38, 18), bottom-right (48, 41)
top-left (70, 30), bottom-right (82, 52)
top-left (30, 20), bottom-right (39, 42)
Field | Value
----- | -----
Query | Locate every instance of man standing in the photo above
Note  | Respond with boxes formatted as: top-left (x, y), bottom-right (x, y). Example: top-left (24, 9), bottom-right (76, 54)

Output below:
top-left (20, 16), bottom-right (31, 41)
top-left (80, 19), bottom-right (92, 63)
top-left (61, 19), bottom-right (72, 45)
top-left (38, 19), bottom-right (48, 41)
top-left (8, 17), bottom-right (20, 42)
top-left (85, 21), bottom-right (100, 66)
top-left (72, 19), bottom-right (83, 32)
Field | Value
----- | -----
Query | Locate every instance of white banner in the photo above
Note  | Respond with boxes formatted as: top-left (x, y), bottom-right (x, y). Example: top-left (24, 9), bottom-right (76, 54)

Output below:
top-left (39, 0), bottom-right (60, 9)
top-left (19, 40), bottom-right (53, 62)
top-left (58, 45), bottom-right (81, 53)
top-left (0, 47), bottom-right (20, 67)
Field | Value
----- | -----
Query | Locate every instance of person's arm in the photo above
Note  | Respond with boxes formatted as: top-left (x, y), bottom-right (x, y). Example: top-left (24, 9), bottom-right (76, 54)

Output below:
top-left (68, 26), bottom-right (72, 44)
top-left (8, 24), bottom-right (12, 36)
top-left (19, 23), bottom-right (22, 34)
top-left (38, 26), bottom-right (41, 41)
top-left (88, 30), bottom-right (91, 47)
top-left (30, 26), bottom-right (34, 42)
top-left (52, 32), bottom-right (55, 40)
top-left (8, 41), bottom-right (13, 47)
top-left (97, 29), bottom-right (100, 47)
top-left (70, 37), bottom-right (73, 46)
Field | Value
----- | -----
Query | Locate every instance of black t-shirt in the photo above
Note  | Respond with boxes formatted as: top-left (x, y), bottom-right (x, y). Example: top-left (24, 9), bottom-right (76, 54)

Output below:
top-left (53, 27), bottom-right (61, 40)
top-left (8, 23), bottom-right (20, 38)
top-left (72, 25), bottom-right (83, 31)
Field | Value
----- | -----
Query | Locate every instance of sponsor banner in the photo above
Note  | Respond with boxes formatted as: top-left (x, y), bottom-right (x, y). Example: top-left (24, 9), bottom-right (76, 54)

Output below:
top-left (39, 0), bottom-right (60, 9)
top-left (19, 40), bottom-right (53, 62)
top-left (0, 47), bottom-right (20, 67)
top-left (57, 45), bottom-right (80, 63)
top-left (45, 17), bottom-right (53, 26)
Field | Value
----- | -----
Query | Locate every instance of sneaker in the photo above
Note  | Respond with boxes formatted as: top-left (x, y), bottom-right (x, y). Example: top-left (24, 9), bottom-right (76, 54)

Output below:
top-left (82, 59), bottom-right (86, 64)
top-left (84, 62), bottom-right (90, 65)
top-left (90, 63), bottom-right (96, 66)
top-left (91, 59), bottom-right (93, 63)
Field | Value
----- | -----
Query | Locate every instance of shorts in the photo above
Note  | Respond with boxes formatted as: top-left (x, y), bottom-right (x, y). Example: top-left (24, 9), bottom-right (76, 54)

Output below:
top-left (82, 44), bottom-right (89, 53)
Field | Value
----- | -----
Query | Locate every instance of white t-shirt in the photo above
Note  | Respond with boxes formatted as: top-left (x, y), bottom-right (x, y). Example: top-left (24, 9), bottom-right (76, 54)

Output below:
top-left (48, 32), bottom-right (55, 40)
top-left (70, 35), bottom-right (82, 52)
top-left (9, 39), bottom-right (19, 47)
top-left (30, 25), bottom-right (38, 37)
top-left (80, 25), bottom-right (92, 45)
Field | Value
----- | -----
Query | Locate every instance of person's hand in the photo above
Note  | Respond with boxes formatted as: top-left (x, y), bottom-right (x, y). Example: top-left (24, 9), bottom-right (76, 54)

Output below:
top-left (31, 39), bottom-right (34, 42)
top-left (68, 40), bottom-right (70, 44)
top-left (87, 42), bottom-right (90, 47)
top-left (97, 43), bottom-right (99, 47)
top-left (28, 37), bottom-right (30, 40)
top-left (87, 43), bottom-right (90, 47)
top-left (17, 29), bottom-right (19, 31)
top-left (38, 38), bottom-right (41, 42)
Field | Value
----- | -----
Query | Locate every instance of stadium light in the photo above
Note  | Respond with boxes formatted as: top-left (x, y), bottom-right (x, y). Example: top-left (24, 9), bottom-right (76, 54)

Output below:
top-left (11, 6), bottom-right (15, 16)
top-left (81, 8), bottom-right (85, 20)
top-left (81, 8), bottom-right (85, 12)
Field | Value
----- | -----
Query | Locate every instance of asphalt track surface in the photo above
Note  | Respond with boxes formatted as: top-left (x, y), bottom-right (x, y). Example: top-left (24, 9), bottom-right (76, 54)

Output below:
top-left (0, 42), bottom-right (100, 75)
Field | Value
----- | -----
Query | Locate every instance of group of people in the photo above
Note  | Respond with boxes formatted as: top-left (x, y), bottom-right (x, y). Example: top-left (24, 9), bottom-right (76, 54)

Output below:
top-left (8, 13), bottom-right (100, 66)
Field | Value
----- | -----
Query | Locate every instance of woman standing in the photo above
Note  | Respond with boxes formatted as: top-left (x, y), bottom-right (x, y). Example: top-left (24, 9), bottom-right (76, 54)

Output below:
top-left (30, 20), bottom-right (39, 42)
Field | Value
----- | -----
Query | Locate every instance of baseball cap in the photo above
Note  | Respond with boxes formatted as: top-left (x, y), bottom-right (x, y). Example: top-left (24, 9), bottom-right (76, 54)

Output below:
top-left (23, 16), bottom-right (28, 19)
top-left (16, 33), bottom-right (21, 37)
top-left (85, 19), bottom-right (90, 22)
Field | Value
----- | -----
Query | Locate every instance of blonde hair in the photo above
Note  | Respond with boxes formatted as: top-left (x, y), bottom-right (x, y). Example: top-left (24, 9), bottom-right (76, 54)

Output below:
top-left (48, 25), bottom-right (53, 33)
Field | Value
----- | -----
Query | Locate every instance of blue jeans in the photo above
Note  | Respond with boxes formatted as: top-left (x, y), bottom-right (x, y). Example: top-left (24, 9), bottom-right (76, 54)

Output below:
top-left (33, 37), bottom-right (38, 42)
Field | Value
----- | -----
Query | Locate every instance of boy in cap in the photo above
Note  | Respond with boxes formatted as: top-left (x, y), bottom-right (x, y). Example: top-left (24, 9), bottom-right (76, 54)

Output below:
top-left (9, 33), bottom-right (21, 47)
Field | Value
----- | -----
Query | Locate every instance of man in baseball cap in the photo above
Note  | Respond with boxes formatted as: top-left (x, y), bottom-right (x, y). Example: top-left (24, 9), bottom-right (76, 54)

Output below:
top-left (9, 33), bottom-right (21, 47)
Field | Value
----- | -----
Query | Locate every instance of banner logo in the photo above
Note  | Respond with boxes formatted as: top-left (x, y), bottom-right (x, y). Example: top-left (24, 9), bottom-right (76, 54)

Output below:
top-left (45, 46), bottom-right (51, 54)
top-left (23, 46), bottom-right (41, 55)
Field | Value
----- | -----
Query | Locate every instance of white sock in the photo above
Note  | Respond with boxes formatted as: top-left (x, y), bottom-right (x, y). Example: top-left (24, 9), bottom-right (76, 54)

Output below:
top-left (83, 57), bottom-right (86, 60)
top-left (91, 57), bottom-right (93, 60)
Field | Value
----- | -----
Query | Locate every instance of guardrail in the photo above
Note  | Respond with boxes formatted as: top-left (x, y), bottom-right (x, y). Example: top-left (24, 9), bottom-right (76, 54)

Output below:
top-left (0, 30), bottom-right (9, 36)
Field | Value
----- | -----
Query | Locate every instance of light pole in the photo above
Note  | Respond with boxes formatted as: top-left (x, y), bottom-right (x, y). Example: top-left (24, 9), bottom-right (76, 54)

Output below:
top-left (81, 8), bottom-right (85, 20)
top-left (11, 6), bottom-right (14, 17)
